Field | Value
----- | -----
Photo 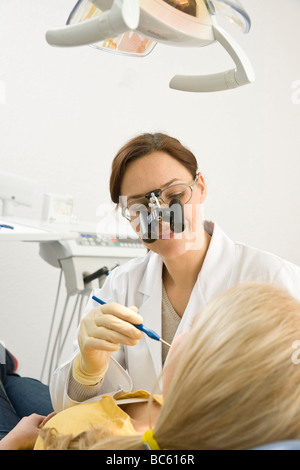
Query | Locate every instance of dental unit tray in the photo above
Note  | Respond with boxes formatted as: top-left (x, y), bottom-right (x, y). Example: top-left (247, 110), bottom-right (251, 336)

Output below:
top-left (0, 216), bottom-right (146, 294)
top-left (39, 230), bottom-right (146, 268)
top-left (39, 228), bottom-right (146, 295)
top-left (46, 0), bottom-right (255, 93)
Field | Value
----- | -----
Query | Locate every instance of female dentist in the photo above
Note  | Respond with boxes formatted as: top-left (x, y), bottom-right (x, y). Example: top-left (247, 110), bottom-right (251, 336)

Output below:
top-left (50, 133), bottom-right (300, 411)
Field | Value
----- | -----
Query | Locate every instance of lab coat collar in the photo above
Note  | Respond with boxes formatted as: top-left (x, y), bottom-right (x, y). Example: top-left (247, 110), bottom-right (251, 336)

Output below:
top-left (177, 220), bottom-right (235, 333)
top-left (136, 221), bottom-right (236, 377)
top-left (139, 251), bottom-right (163, 297)
top-left (138, 252), bottom-right (163, 379)
top-left (199, 220), bottom-right (235, 303)
top-left (138, 221), bottom-right (235, 301)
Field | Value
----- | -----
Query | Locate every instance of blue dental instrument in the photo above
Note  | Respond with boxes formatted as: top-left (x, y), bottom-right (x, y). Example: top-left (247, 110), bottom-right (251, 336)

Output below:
top-left (92, 295), bottom-right (171, 348)
top-left (0, 224), bottom-right (14, 229)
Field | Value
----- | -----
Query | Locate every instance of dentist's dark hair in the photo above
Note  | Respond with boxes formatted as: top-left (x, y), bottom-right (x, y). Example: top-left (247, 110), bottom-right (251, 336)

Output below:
top-left (109, 133), bottom-right (198, 204)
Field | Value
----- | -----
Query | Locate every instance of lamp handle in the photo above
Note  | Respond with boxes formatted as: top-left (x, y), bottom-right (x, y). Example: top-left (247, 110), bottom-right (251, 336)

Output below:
top-left (169, 25), bottom-right (255, 92)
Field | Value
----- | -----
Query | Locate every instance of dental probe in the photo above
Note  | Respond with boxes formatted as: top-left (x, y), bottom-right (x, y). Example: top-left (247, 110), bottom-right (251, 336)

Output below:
top-left (92, 295), bottom-right (171, 348)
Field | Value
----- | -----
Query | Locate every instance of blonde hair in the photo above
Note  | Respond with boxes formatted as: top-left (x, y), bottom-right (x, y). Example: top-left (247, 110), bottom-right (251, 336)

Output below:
top-left (42, 283), bottom-right (300, 450)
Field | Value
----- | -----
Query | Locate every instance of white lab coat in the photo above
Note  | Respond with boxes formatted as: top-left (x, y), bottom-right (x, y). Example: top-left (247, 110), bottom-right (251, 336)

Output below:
top-left (50, 221), bottom-right (300, 411)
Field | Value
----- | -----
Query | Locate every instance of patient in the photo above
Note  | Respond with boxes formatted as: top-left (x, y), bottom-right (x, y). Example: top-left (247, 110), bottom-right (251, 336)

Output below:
top-left (2, 282), bottom-right (300, 450)
top-left (0, 347), bottom-right (54, 448)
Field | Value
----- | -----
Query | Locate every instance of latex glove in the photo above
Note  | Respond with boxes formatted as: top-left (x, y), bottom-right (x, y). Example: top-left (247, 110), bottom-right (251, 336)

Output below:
top-left (75, 302), bottom-right (143, 385)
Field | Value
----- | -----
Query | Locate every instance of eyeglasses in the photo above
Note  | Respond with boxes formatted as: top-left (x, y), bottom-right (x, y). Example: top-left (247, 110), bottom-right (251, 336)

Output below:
top-left (121, 176), bottom-right (198, 222)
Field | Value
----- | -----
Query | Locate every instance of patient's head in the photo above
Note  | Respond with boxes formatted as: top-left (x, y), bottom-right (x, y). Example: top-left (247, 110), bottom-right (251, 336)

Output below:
top-left (157, 282), bottom-right (300, 449)
top-left (42, 282), bottom-right (300, 450)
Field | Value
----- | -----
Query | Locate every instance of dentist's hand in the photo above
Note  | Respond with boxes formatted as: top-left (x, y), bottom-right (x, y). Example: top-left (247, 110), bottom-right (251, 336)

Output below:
top-left (74, 302), bottom-right (143, 384)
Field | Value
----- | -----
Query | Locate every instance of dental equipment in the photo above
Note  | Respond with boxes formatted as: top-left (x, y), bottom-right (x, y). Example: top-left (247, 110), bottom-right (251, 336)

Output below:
top-left (83, 265), bottom-right (111, 284)
top-left (92, 295), bottom-right (171, 347)
top-left (39, 230), bottom-right (146, 295)
top-left (2, 211), bottom-right (148, 383)
top-left (139, 194), bottom-right (185, 243)
top-left (38, 226), bottom-right (147, 382)
top-left (0, 171), bottom-right (38, 217)
top-left (41, 193), bottom-right (74, 224)
top-left (45, 0), bottom-right (255, 93)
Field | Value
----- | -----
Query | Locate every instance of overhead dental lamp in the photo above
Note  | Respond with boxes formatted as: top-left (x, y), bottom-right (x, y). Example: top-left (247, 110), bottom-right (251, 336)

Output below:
top-left (46, 0), bottom-right (255, 92)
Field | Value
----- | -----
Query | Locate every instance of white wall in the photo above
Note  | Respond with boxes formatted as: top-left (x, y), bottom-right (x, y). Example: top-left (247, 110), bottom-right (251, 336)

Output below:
top-left (1, 0), bottom-right (300, 380)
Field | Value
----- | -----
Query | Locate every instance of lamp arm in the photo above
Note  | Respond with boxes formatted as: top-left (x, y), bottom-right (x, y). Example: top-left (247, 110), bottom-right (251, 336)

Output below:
top-left (169, 25), bottom-right (255, 92)
top-left (46, 0), bottom-right (140, 47)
